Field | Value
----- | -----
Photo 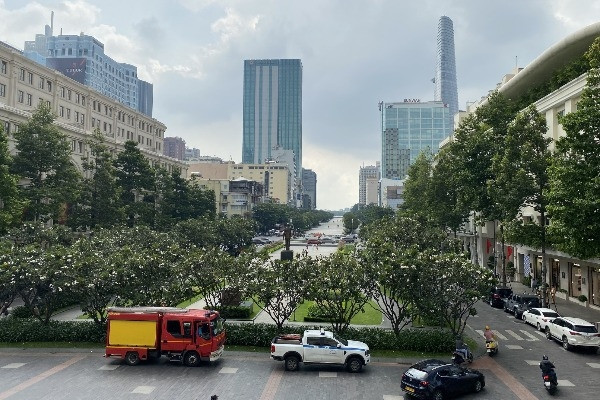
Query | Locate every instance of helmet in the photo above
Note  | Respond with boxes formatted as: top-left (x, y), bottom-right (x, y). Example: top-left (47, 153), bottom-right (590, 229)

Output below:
top-left (485, 325), bottom-right (490, 330)
top-left (542, 355), bottom-right (548, 361)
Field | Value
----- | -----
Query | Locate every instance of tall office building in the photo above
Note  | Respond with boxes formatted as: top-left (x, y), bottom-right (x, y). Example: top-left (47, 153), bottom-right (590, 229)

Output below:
top-left (359, 163), bottom-right (380, 205)
top-left (24, 15), bottom-right (153, 117)
top-left (242, 59), bottom-right (302, 184)
top-left (302, 168), bottom-right (317, 209)
top-left (434, 16), bottom-right (459, 120)
top-left (163, 137), bottom-right (186, 160)
top-left (380, 101), bottom-right (451, 180)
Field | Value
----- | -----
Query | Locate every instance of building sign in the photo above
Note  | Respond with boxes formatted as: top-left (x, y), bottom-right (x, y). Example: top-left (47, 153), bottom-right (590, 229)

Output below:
top-left (46, 57), bottom-right (87, 84)
top-left (403, 99), bottom-right (420, 103)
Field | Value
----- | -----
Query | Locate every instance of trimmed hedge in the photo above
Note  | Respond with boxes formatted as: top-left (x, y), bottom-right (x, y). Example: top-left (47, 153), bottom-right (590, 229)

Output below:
top-left (209, 304), bottom-right (252, 319)
top-left (0, 319), bottom-right (454, 353)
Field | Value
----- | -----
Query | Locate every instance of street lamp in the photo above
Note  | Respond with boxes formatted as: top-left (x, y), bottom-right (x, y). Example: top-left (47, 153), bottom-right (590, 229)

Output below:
top-left (351, 218), bottom-right (354, 233)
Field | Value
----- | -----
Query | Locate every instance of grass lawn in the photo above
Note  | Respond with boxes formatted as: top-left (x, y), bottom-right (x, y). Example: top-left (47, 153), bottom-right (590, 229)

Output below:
top-left (177, 293), bottom-right (204, 308)
top-left (289, 300), bottom-right (382, 325)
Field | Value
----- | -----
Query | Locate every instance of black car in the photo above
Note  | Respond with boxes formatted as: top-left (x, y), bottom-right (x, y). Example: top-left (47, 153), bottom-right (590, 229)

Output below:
top-left (504, 293), bottom-right (541, 319)
top-left (488, 286), bottom-right (513, 308)
top-left (401, 359), bottom-right (485, 400)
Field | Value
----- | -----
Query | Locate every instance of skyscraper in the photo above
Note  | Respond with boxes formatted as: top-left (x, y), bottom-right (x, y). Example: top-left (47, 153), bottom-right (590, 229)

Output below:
top-left (434, 16), bottom-right (459, 120)
top-left (359, 163), bottom-right (379, 206)
top-left (302, 168), bottom-right (317, 209)
top-left (242, 59), bottom-right (302, 184)
top-left (380, 101), bottom-right (451, 180)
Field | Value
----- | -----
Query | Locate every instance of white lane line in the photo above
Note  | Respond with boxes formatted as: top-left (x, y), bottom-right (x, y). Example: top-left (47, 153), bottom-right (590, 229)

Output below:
top-left (319, 371), bottom-right (337, 377)
top-left (506, 330), bottom-right (524, 340)
top-left (525, 360), bottom-right (540, 365)
top-left (519, 330), bottom-right (539, 341)
top-left (98, 365), bottom-right (119, 370)
top-left (219, 367), bottom-right (238, 374)
top-left (383, 396), bottom-right (403, 400)
top-left (557, 380), bottom-right (575, 387)
top-left (475, 330), bottom-right (484, 338)
top-left (1, 363), bottom-right (26, 369)
top-left (587, 363), bottom-right (600, 368)
top-left (505, 345), bottom-right (523, 349)
top-left (132, 386), bottom-right (155, 394)
top-left (534, 330), bottom-right (546, 337)
top-left (492, 330), bottom-right (508, 340)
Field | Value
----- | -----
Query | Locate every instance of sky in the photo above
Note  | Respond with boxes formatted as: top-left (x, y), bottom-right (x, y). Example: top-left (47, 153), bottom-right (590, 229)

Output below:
top-left (1, 0), bottom-right (599, 210)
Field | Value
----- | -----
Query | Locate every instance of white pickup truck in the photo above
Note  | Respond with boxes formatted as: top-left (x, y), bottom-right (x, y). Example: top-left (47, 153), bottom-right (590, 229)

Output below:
top-left (270, 329), bottom-right (370, 372)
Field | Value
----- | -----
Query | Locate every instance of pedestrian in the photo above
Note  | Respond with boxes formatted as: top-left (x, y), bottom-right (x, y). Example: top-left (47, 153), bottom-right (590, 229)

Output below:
top-left (550, 286), bottom-right (556, 304)
top-left (531, 276), bottom-right (537, 291)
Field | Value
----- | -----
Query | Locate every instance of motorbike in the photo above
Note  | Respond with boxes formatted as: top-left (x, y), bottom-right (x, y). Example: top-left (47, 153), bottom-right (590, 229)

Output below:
top-left (451, 345), bottom-right (473, 364)
top-left (542, 369), bottom-right (558, 395)
top-left (485, 339), bottom-right (498, 356)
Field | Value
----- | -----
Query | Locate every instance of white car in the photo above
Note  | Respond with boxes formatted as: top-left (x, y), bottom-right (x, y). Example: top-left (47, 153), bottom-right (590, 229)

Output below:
top-left (545, 316), bottom-right (600, 351)
top-left (522, 308), bottom-right (560, 331)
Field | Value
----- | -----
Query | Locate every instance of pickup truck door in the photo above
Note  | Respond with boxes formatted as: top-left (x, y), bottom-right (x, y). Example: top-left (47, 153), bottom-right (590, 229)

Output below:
top-left (320, 337), bottom-right (344, 363)
top-left (303, 337), bottom-right (322, 363)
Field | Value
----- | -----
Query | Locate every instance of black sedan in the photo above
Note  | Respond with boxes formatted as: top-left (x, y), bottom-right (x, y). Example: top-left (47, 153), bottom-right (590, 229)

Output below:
top-left (401, 359), bottom-right (485, 400)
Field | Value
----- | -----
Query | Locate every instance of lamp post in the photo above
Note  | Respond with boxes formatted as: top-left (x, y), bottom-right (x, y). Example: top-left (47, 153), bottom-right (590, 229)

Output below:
top-left (351, 218), bottom-right (354, 233)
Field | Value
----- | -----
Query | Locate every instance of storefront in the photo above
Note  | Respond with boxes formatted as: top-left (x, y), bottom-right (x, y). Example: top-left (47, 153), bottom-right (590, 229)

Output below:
top-left (592, 267), bottom-right (600, 307)
top-left (551, 259), bottom-right (560, 290)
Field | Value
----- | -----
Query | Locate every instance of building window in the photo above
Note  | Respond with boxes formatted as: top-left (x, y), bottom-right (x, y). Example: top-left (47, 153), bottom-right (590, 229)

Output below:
top-left (1, 60), bottom-right (6, 74)
top-left (0, 83), bottom-right (5, 97)
top-left (91, 118), bottom-right (95, 127)
top-left (26, 93), bottom-right (32, 106)
top-left (59, 106), bottom-right (64, 117)
top-left (76, 93), bottom-right (80, 104)
top-left (47, 81), bottom-right (52, 92)
top-left (27, 72), bottom-right (33, 84)
top-left (38, 78), bottom-right (44, 90)
top-left (75, 111), bottom-right (79, 122)
top-left (81, 115), bottom-right (84, 125)
top-left (81, 96), bottom-right (85, 106)
top-left (66, 108), bottom-right (70, 119)
top-left (46, 100), bottom-right (50, 108)
top-left (19, 69), bottom-right (25, 81)
top-left (67, 90), bottom-right (72, 101)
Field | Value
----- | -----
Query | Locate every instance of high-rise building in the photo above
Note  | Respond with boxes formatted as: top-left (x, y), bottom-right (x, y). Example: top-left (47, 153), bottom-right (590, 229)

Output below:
top-left (359, 163), bottom-right (379, 206)
top-left (380, 101), bottom-right (451, 180)
top-left (242, 59), bottom-right (302, 184)
top-left (302, 168), bottom-right (317, 209)
top-left (24, 15), bottom-right (153, 117)
top-left (434, 16), bottom-right (459, 120)
top-left (163, 137), bottom-right (186, 160)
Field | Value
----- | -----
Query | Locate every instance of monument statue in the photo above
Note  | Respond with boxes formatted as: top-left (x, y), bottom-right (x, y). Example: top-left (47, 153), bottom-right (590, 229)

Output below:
top-left (283, 224), bottom-right (292, 251)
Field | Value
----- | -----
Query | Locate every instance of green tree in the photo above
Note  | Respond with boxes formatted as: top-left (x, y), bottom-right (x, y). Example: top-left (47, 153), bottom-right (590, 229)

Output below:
top-left (402, 151), bottom-right (433, 216)
top-left (0, 125), bottom-right (25, 233)
top-left (11, 104), bottom-right (80, 223)
top-left (113, 141), bottom-right (155, 227)
top-left (245, 255), bottom-right (315, 330)
top-left (68, 130), bottom-right (123, 230)
top-left (548, 37), bottom-right (600, 259)
top-left (306, 252), bottom-right (371, 334)
top-left (252, 203), bottom-right (290, 233)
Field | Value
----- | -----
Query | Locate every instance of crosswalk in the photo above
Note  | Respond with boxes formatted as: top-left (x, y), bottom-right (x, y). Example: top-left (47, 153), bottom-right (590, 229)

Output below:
top-left (475, 329), bottom-right (546, 341)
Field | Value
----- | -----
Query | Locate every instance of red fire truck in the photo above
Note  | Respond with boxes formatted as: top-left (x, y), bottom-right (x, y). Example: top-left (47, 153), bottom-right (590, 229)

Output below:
top-left (105, 307), bottom-right (226, 366)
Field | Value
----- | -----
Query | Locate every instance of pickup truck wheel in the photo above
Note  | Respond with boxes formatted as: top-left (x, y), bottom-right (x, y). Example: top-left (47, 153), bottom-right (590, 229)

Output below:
top-left (347, 357), bottom-right (363, 373)
top-left (545, 327), bottom-right (552, 340)
top-left (284, 355), bottom-right (299, 371)
top-left (124, 351), bottom-right (140, 366)
top-left (184, 351), bottom-right (201, 367)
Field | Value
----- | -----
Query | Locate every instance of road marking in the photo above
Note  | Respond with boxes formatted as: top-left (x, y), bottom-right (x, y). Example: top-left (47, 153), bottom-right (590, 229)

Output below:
top-left (506, 330), bottom-right (524, 340)
top-left (0, 355), bottom-right (84, 400)
top-left (519, 330), bottom-right (539, 341)
top-left (505, 345), bottom-right (523, 349)
top-left (259, 368), bottom-right (283, 400)
top-left (383, 396), bottom-right (403, 400)
top-left (475, 329), bottom-right (484, 337)
top-left (525, 360), bottom-right (540, 365)
top-left (587, 362), bottom-right (600, 368)
top-left (98, 364), bottom-right (119, 370)
top-left (492, 330), bottom-right (508, 340)
top-left (132, 386), bottom-right (155, 394)
top-left (473, 357), bottom-right (538, 400)
top-left (557, 379), bottom-right (575, 387)
top-left (534, 330), bottom-right (546, 337)
top-left (319, 371), bottom-right (337, 377)
top-left (219, 367), bottom-right (238, 374)
top-left (1, 363), bottom-right (26, 369)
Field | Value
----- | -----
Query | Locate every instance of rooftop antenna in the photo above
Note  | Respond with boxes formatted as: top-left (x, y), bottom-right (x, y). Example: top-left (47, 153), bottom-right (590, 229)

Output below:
top-left (51, 11), bottom-right (54, 36)
top-left (515, 56), bottom-right (518, 69)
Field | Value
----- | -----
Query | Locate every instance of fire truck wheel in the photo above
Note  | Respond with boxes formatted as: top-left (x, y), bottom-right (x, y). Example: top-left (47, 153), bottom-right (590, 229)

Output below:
top-left (124, 352), bottom-right (140, 366)
top-left (184, 351), bottom-right (201, 367)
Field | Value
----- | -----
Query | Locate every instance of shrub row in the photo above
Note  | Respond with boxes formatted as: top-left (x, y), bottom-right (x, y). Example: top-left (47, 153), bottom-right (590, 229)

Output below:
top-left (210, 304), bottom-right (252, 319)
top-left (0, 319), bottom-right (454, 353)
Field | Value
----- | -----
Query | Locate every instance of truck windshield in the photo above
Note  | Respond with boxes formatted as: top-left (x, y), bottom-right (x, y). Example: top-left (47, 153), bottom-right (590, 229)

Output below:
top-left (333, 334), bottom-right (348, 346)
top-left (211, 317), bottom-right (225, 336)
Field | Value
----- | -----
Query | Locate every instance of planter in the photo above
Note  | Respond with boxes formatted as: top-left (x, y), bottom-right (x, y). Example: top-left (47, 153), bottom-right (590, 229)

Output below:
top-left (568, 296), bottom-right (588, 307)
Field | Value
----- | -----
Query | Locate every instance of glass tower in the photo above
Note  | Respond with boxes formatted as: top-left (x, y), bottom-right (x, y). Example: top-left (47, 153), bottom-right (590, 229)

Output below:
top-left (380, 101), bottom-right (450, 180)
top-left (242, 59), bottom-right (302, 180)
top-left (434, 16), bottom-right (459, 120)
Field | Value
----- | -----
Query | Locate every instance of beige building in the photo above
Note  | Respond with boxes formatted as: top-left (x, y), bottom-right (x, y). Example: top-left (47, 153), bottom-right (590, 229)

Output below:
top-left (191, 177), bottom-right (263, 218)
top-left (228, 164), bottom-right (290, 205)
top-left (0, 41), bottom-right (186, 177)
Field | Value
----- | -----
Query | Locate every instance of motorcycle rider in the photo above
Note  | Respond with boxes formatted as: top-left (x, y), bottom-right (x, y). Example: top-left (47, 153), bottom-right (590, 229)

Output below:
top-left (539, 355), bottom-right (557, 384)
top-left (454, 335), bottom-right (470, 362)
top-left (484, 325), bottom-right (495, 342)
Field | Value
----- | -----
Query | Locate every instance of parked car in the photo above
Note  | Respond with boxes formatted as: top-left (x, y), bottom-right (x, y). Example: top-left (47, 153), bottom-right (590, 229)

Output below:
top-left (401, 359), bottom-right (485, 400)
top-left (488, 286), bottom-right (513, 308)
top-left (503, 293), bottom-right (541, 319)
top-left (306, 237), bottom-right (321, 245)
top-left (252, 237), bottom-right (271, 245)
top-left (545, 316), bottom-right (600, 351)
top-left (522, 308), bottom-right (560, 332)
top-left (340, 235), bottom-right (356, 243)
top-left (319, 236), bottom-right (335, 244)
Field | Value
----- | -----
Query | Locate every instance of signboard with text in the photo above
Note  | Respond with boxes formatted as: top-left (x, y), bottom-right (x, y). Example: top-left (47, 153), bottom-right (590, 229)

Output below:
top-left (46, 57), bottom-right (87, 84)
